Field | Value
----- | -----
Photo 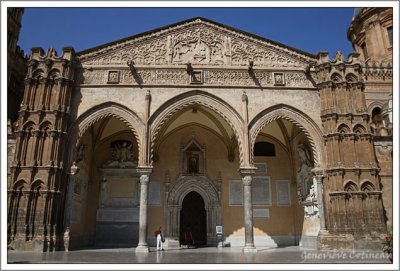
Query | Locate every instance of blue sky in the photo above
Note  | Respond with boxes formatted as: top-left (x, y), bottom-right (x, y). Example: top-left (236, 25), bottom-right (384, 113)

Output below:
top-left (18, 7), bottom-right (355, 57)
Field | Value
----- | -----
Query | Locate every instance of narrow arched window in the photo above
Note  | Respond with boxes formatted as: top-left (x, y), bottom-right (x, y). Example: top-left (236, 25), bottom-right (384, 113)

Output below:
top-left (254, 142), bottom-right (276, 156)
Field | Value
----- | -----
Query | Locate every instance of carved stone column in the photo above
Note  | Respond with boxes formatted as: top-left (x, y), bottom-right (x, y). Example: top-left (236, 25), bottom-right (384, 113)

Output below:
top-left (240, 168), bottom-right (257, 253)
top-left (314, 172), bottom-right (327, 234)
top-left (135, 168), bottom-right (152, 253)
top-left (63, 162), bottom-right (79, 251)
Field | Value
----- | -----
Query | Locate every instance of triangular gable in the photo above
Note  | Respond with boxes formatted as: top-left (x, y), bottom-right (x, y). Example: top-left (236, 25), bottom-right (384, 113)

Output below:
top-left (77, 17), bottom-right (316, 68)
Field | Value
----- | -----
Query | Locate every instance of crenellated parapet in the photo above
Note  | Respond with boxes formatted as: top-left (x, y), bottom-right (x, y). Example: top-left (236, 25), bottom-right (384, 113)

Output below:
top-left (27, 47), bottom-right (75, 78)
top-left (17, 47), bottom-right (76, 133)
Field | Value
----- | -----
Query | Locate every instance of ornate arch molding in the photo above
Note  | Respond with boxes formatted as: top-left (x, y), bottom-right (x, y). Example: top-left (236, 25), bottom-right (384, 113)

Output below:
top-left (166, 175), bottom-right (221, 243)
top-left (367, 101), bottom-right (384, 115)
top-left (149, 90), bottom-right (244, 166)
top-left (249, 104), bottom-right (325, 167)
top-left (67, 102), bottom-right (146, 166)
top-left (167, 176), bottom-right (219, 207)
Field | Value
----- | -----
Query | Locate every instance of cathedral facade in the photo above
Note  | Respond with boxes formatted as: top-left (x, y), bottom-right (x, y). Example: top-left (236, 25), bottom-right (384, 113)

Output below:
top-left (7, 8), bottom-right (393, 252)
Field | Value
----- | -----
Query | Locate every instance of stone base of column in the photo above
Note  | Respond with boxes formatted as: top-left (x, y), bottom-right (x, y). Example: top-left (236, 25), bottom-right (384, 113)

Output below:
top-left (242, 246), bottom-right (257, 253)
top-left (135, 245), bottom-right (149, 253)
top-left (164, 238), bottom-right (180, 249)
top-left (319, 229), bottom-right (329, 235)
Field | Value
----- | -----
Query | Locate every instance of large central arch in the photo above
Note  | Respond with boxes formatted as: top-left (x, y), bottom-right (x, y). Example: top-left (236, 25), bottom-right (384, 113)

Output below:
top-left (149, 90), bottom-right (245, 166)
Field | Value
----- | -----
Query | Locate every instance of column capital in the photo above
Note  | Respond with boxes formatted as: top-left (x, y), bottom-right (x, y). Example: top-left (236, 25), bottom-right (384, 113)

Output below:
top-left (242, 175), bottom-right (252, 186)
top-left (239, 167), bottom-right (256, 177)
top-left (139, 174), bottom-right (150, 185)
top-left (137, 166), bottom-right (153, 175)
top-left (311, 166), bottom-right (325, 179)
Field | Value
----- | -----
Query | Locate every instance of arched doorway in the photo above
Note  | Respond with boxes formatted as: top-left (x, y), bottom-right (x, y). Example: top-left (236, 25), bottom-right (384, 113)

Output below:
top-left (180, 191), bottom-right (207, 246)
top-left (165, 176), bottom-right (220, 248)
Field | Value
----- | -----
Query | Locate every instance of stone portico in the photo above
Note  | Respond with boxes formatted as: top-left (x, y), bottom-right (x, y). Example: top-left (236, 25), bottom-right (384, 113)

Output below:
top-left (7, 15), bottom-right (392, 253)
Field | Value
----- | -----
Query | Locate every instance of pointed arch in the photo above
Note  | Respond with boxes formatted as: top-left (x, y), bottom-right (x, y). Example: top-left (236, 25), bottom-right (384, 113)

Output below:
top-left (337, 123), bottom-right (351, 133)
top-left (8, 179), bottom-right (27, 239)
top-left (149, 90), bottom-right (244, 166)
top-left (345, 73), bottom-right (358, 83)
top-left (249, 104), bottom-right (325, 167)
top-left (38, 120), bottom-right (52, 130)
top-left (344, 180), bottom-right (358, 192)
top-left (353, 124), bottom-right (367, 134)
top-left (360, 180), bottom-right (375, 192)
top-left (32, 69), bottom-right (44, 79)
top-left (48, 68), bottom-right (61, 79)
top-left (66, 102), bottom-right (146, 166)
top-left (30, 179), bottom-right (46, 191)
top-left (331, 72), bottom-right (343, 83)
top-left (168, 177), bottom-right (219, 208)
top-left (22, 120), bottom-right (36, 130)
top-left (13, 179), bottom-right (28, 190)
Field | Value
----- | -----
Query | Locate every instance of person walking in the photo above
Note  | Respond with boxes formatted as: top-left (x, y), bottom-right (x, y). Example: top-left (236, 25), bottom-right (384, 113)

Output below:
top-left (154, 226), bottom-right (164, 251)
top-left (184, 227), bottom-right (193, 248)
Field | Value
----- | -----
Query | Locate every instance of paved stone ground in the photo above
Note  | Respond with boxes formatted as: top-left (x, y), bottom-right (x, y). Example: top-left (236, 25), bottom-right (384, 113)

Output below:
top-left (7, 246), bottom-right (391, 265)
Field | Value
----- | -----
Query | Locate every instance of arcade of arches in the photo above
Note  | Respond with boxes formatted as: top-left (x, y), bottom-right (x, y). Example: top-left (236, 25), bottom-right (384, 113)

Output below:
top-left (7, 16), bottom-right (392, 253)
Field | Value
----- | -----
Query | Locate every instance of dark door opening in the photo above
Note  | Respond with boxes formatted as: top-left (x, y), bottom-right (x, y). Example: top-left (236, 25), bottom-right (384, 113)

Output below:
top-left (180, 191), bottom-right (207, 247)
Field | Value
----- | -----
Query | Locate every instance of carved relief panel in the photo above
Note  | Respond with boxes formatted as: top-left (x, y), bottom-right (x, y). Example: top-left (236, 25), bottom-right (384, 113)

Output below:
top-left (168, 27), bottom-right (231, 65)
top-left (79, 22), bottom-right (312, 69)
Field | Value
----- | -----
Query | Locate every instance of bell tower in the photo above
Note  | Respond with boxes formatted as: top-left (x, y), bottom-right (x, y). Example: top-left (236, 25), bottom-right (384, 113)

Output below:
top-left (313, 51), bottom-right (386, 249)
top-left (8, 47), bottom-right (76, 251)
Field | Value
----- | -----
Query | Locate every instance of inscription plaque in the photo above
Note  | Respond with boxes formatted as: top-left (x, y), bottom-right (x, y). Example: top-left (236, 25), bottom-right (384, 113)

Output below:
top-left (149, 181), bottom-right (161, 205)
top-left (229, 180), bottom-right (243, 205)
top-left (255, 163), bottom-right (267, 173)
top-left (276, 180), bottom-right (291, 206)
top-left (253, 208), bottom-right (270, 219)
top-left (252, 177), bottom-right (271, 205)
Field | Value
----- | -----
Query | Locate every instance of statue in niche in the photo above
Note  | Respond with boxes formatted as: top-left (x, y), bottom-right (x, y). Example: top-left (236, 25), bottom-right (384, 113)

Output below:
top-left (188, 153), bottom-right (199, 174)
top-left (296, 142), bottom-right (314, 203)
top-left (76, 144), bottom-right (85, 162)
top-left (100, 177), bottom-right (109, 207)
top-left (116, 141), bottom-right (132, 162)
top-left (105, 140), bottom-right (136, 168)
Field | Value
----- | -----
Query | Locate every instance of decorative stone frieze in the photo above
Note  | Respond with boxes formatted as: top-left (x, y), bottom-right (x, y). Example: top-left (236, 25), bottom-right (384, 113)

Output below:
top-left (80, 68), bottom-right (314, 88)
